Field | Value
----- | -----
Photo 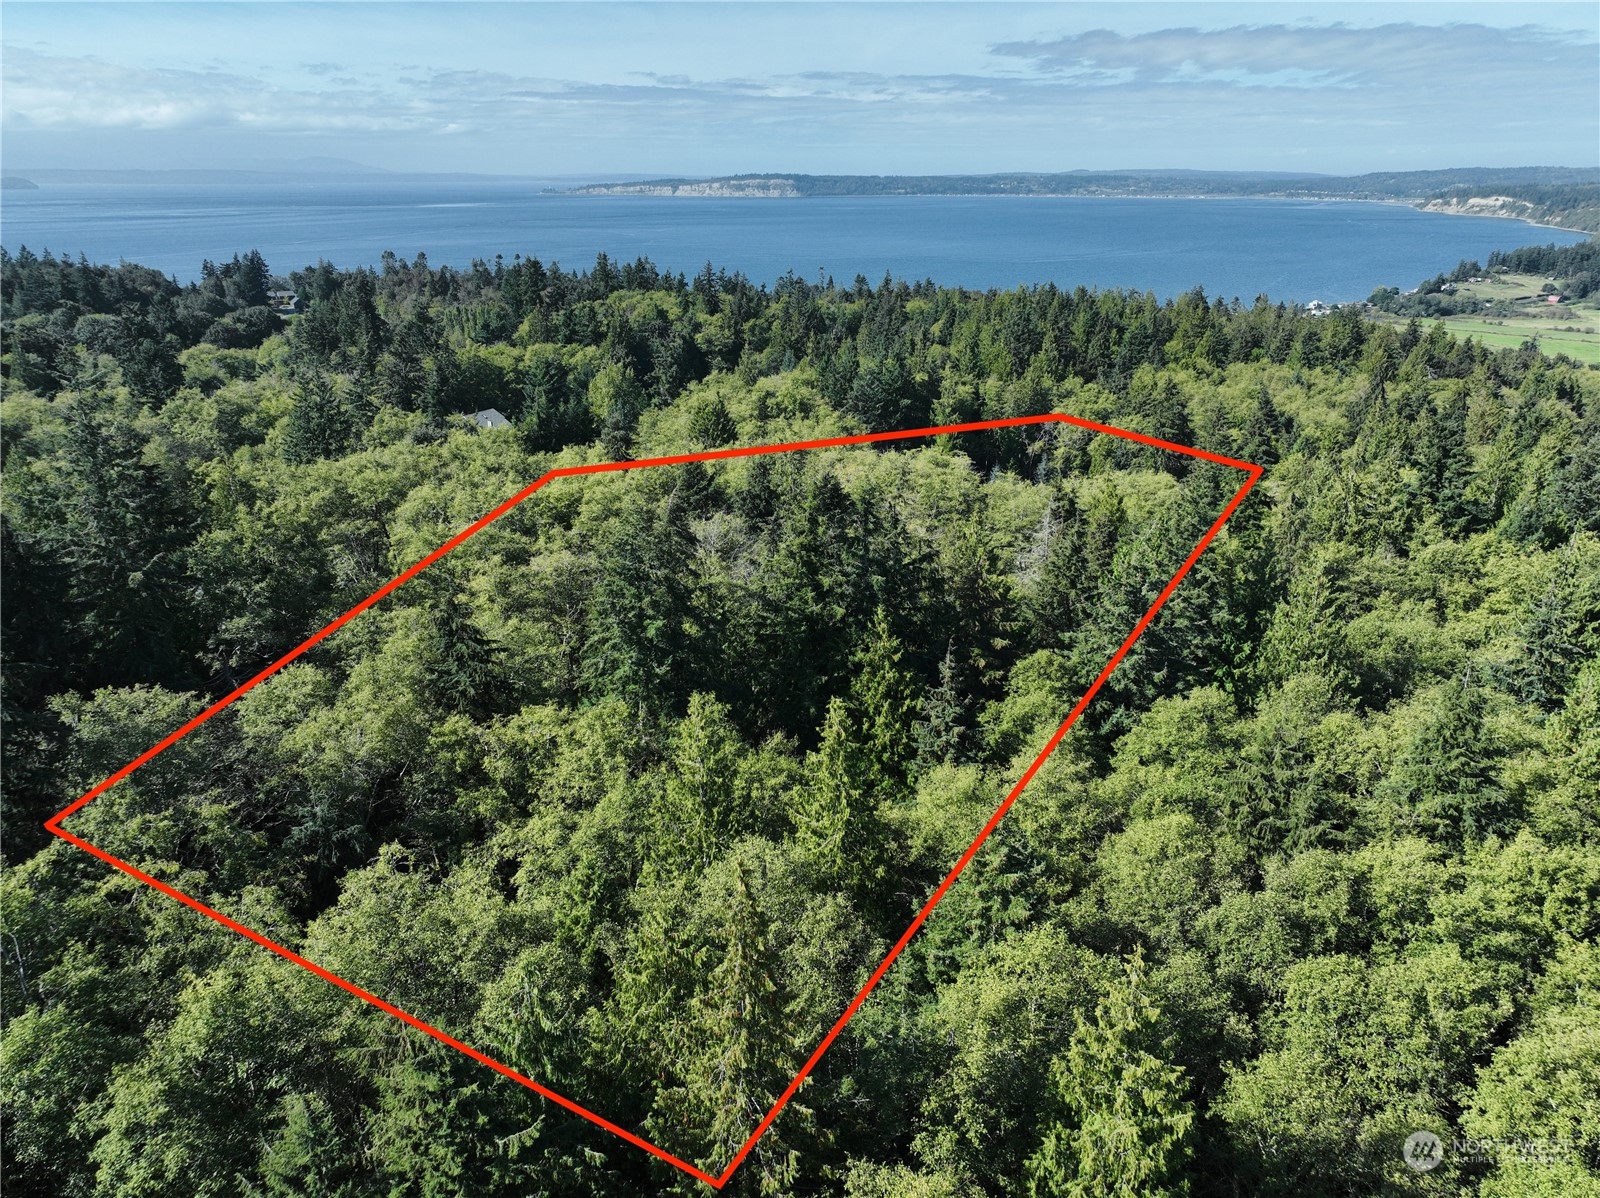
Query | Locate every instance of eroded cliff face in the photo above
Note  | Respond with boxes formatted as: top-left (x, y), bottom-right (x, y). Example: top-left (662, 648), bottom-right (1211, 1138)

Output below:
top-left (1418, 194), bottom-right (1540, 220)
top-left (1415, 194), bottom-right (1600, 232)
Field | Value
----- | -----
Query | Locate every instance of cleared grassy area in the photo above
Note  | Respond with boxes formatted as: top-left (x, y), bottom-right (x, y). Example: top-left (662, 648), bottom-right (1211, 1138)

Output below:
top-left (1444, 272), bottom-right (1561, 303)
top-left (1375, 270), bottom-right (1600, 365)
top-left (1438, 319), bottom-right (1600, 364)
top-left (1368, 310), bottom-right (1600, 364)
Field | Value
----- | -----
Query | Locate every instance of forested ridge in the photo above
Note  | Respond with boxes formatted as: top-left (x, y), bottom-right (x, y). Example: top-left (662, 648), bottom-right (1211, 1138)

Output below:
top-left (2, 245), bottom-right (1599, 1197)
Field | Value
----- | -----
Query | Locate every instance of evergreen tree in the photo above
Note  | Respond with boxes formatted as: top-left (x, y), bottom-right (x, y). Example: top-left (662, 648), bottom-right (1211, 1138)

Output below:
top-left (1025, 948), bottom-right (1194, 1198)
top-left (1414, 385), bottom-right (1482, 532)
top-left (847, 607), bottom-right (922, 795)
top-left (1379, 674), bottom-right (1509, 847)
top-left (418, 583), bottom-right (508, 721)
top-left (45, 392), bottom-right (197, 686)
top-left (1236, 384), bottom-right (1285, 467)
top-left (845, 354), bottom-right (928, 433)
top-left (793, 696), bottom-right (892, 910)
top-left (648, 858), bottom-right (807, 1196)
top-left (1025, 490), bottom-right (1089, 648)
top-left (112, 312), bottom-right (183, 404)
top-left (283, 374), bottom-right (355, 464)
top-left (688, 393), bottom-right (738, 448)
top-left (1512, 546), bottom-right (1599, 710)
top-left (655, 693), bottom-right (747, 874)
top-left (940, 517), bottom-right (1020, 700)
top-left (584, 485), bottom-right (697, 718)
top-left (914, 645), bottom-right (971, 767)
top-left (230, 249), bottom-right (271, 309)
top-left (519, 354), bottom-right (593, 453)
top-left (594, 364), bottom-right (647, 461)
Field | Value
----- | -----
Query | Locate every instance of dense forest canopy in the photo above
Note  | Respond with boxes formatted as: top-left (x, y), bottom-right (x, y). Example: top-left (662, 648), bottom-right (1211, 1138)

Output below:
top-left (2, 244), bottom-right (1599, 1198)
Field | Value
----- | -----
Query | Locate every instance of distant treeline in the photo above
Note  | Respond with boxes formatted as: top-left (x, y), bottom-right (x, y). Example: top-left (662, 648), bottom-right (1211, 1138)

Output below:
top-left (565, 169), bottom-right (1600, 234)
top-left (0, 242), bottom-right (1509, 421)
top-left (567, 166), bottom-right (1599, 200)
top-left (0, 247), bottom-right (287, 399)
top-left (1481, 240), bottom-right (1600, 297)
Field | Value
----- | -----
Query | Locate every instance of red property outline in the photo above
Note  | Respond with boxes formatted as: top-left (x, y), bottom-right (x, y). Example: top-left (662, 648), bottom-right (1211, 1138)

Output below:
top-left (47, 414), bottom-right (1261, 1188)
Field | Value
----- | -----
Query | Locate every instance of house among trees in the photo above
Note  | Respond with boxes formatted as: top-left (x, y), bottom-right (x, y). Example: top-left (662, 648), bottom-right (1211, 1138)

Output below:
top-left (469, 407), bottom-right (512, 429)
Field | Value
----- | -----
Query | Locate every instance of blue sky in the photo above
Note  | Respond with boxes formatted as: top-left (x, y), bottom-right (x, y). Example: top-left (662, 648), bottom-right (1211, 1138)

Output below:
top-left (3, 2), bottom-right (1596, 176)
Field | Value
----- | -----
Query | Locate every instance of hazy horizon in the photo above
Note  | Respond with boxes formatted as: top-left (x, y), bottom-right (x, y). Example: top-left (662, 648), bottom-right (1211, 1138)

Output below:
top-left (7, 161), bottom-right (1599, 182)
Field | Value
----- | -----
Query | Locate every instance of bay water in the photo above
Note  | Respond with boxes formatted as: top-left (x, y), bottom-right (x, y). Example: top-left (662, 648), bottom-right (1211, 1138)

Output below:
top-left (1, 179), bottom-right (1588, 302)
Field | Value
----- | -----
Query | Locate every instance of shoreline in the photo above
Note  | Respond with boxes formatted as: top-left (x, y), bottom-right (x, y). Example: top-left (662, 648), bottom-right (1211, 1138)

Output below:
top-left (558, 187), bottom-right (1596, 235)
top-left (8, 174), bottom-right (1591, 235)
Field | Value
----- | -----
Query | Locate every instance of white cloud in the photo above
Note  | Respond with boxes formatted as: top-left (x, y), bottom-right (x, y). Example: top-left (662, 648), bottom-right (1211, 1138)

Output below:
top-left (2, 47), bottom-right (422, 133)
top-left (1, 18), bottom-right (1593, 175)
top-left (990, 22), bottom-right (1597, 91)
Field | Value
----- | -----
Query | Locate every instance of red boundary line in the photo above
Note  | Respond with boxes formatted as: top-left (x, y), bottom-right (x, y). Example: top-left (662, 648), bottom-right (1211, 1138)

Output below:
top-left (46, 413), bottom-right (1261, 1188)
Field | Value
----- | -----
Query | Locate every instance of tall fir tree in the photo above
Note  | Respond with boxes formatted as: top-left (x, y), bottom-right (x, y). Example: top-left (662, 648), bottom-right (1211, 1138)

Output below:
top-left (654, 693), bottom-right (747, 875)
top-left (584, 485), bottom-right (698, 720)
top-left (1026, 947), bottom-right (1195, 1198)
top-left (793, 697), bottom-right (892, 911)
top-left (648, 858), bottom-right (808, 1197)
top-left (283, 374), bottom-right (354, 464)
top-left (847, 606), bottom-right (922, 796)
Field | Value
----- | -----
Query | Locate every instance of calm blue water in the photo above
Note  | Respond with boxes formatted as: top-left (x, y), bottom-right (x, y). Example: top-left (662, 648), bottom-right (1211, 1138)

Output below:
top-left (1, 180), bottom-right (1588, 302)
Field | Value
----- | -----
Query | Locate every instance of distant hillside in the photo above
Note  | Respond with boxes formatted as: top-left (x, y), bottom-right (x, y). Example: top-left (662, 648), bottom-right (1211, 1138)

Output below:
top-left (562, 167), bottom-right (1600, 230)
top-left (1418, 183), bottom-right (1600, 233)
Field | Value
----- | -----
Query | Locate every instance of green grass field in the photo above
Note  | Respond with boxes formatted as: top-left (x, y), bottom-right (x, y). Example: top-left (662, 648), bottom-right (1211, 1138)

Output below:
top-left (1374, 271), bottom-right (1600, 365)
top-left (1433, 318), bottom-right (1600, 364)
top-left (1445, 272), bottom-right (1558, 303)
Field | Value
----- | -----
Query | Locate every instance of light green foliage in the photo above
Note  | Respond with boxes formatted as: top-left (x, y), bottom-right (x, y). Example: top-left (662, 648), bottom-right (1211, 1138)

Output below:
top-left (1217, 945), bottom-right (1511, 1194)
top-left (845, 1161), bottom-right (982, 1198)
top-left (1536, 657), bottom-right (1600, 842)
top-left (850, 607), bottom-right (924, 794)
top-left (1463, 940), bottom-right (1600, 1194)
top-left (88, 957), bottom-right (334, 1198)
top-left (913, 928), bottom-right (1113, 1189)
top-left (1093, 812), bottom-right (1244, 950)
top-left (655, 692), bottom-right (757, 873)
top-left (646, 851), bottom-right (811, 1195)
top-left (1025, 947), bottom-right (1195, 1198)
top-left (1103, 686), bottom-right (1242, 821)
top-left (794, 697), bottom-right (888, 900)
